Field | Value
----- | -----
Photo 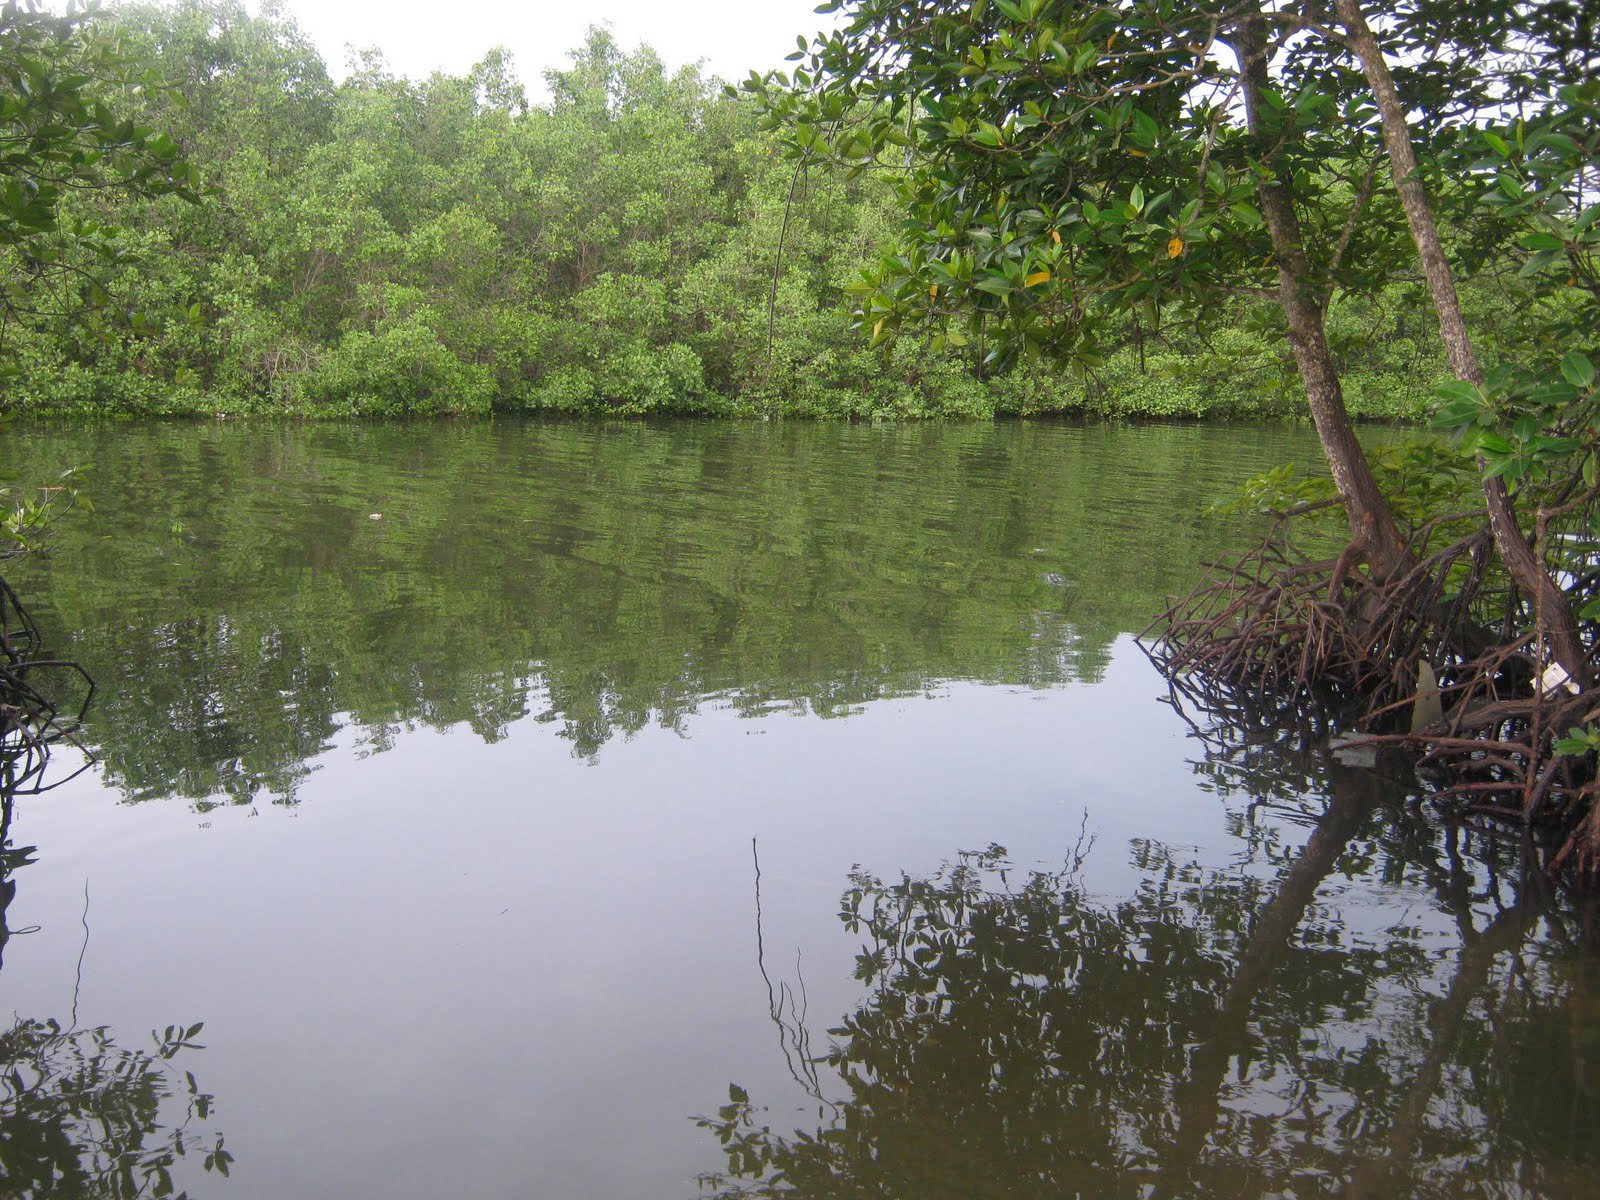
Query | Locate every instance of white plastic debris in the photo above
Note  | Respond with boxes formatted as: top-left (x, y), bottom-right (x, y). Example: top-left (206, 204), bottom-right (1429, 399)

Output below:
top-left (1540, 661), bottom-right (1580, 696)
top-left (1330, 733), bottom-right (1379, 769)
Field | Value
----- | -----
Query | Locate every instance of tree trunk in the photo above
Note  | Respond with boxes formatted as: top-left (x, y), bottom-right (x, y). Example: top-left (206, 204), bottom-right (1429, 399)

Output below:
top-left (1334, 0), bottom-right (1590, 687)
top-left (1229, 9), bottom-right (1411, 583)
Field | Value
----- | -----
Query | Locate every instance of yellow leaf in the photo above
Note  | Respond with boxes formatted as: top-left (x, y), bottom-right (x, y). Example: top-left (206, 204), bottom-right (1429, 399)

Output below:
top-left (1167, 236), bottom-right (1185, 258)
top-left (929, 284), bottom-right (938, 299)
top-left (1128, 148), bottom-right (1147, 157)
top-left (1024, 270), bottom-right (1051, 287)
top-left (1050, 229), bottom-right (1061, 244)
top-left (872, 318), bottom-right (884, 339)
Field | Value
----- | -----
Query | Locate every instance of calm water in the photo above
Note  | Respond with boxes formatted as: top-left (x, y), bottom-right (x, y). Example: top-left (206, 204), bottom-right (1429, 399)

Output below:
top-left (1, 419), bottom-right (1594, 1199)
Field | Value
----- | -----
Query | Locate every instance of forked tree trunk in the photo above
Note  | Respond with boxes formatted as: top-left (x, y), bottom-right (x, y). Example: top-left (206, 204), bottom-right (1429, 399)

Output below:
top-left (1334, 0), bottom-right (1591, 687)
top-left (1230, 10), bottom-right (1412, 583)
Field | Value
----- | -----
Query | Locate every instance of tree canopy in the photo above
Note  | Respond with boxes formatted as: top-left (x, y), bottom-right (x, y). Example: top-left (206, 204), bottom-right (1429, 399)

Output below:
top-left (0, 0), bottom-right (198, 343)
top-left (0, 0), bottom-right (1530, 423)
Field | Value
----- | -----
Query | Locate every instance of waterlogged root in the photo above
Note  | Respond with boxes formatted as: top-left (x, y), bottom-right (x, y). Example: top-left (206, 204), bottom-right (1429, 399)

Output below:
top-left (1143, 523), bottom-right (1494, 722)
top-left (1, 578), bottom-right (94, 796)
top-left (1375, 682), bottom-right (1600, 884)
top-left (1143, 525), bottom-right (1600, 886)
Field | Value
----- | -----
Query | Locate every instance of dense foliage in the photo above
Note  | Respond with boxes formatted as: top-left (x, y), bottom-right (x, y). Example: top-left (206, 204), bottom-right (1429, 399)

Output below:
top-left (0, 0), bottom-right (198, 342)
top-left (0, 0), bottom-right (1538, 420)
top-left (746, 0), bottom-right (1596, 556)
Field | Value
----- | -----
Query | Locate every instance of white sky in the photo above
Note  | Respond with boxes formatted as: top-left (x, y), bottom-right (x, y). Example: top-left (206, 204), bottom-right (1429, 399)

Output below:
top-left (245, 0), bottom-right (839, 88)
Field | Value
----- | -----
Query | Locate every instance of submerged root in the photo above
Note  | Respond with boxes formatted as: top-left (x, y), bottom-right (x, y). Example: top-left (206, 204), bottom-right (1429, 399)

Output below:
top-left (1, 577), bottom-right (94, 796)
top-left (1143, 524), bottom-right (1600, 887)
top-left (1377, 684), bottom-right (1600, 884)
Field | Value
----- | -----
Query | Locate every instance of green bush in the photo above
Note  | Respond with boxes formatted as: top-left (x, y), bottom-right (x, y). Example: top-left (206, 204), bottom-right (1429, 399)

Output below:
top-left (299, 320), bottom-right (495, 416)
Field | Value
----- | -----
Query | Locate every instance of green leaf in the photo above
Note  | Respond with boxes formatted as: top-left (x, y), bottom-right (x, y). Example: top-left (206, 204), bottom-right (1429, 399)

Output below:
top-left (1129, 109), bottom-right (1159, 150)
top-left (1519, 248), bottom-right (1561, 276)
top-left (1559, 352), bottom-right (1596, 389)
top-left (1482, 455), bottom-right (1522, 479)
top-left (1434, 379), bottom-right (1483, 405)
top-left (1476, 432), bottom-right (1512, 454)
top-left (1432, 398), bottom-right (1481, 429)
top-left (1539, 131), bottom-right (1580, 156)
top-left (1530, 379), bottom-right (1580, 406)
top-left (1555, 726), bottom-right (1599, 756)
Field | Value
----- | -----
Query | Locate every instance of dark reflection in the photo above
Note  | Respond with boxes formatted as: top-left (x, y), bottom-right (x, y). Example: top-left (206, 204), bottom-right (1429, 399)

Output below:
top-left (0, 750), bottom-right (229, 1197)
top-left (6, 420), bottom-right (1313, 806)
top-left (0, 1017), bottom-right (229, 1199)
top-left (702, 763), bottom-right (1599, 1198)
top-left (0, 797), bottom-right (25, 972)
top-left (1, 580), bottom-right (90, 972)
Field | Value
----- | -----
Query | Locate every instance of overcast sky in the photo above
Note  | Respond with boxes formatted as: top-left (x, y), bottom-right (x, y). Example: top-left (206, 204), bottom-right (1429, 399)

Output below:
top-left (242, 0), bottom-right (840, 89)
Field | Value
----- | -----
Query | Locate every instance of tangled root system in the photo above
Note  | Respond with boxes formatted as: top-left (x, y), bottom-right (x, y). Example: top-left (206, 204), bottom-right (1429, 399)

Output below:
top-left (1144, 522), bottom-right (1600, 886)
top-left (1, 577), bottom-right (93, 798)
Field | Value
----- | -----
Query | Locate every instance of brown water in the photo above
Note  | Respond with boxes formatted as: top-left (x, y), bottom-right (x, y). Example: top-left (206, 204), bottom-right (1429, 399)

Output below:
top-left (1, 419), bottom-right (1593, 1198)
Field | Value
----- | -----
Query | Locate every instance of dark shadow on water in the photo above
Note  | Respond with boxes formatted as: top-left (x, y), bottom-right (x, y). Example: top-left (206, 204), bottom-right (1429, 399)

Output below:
top-left (700, 745), bottom-right (1600, 1199)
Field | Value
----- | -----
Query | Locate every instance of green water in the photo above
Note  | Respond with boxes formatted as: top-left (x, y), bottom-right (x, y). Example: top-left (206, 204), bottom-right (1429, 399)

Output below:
top-left (0, 419), bottom-right (1594, 1199)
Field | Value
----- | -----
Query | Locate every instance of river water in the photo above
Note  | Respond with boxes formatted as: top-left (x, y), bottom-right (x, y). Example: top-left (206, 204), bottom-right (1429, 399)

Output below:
top-left (1, 419), bottom-right (1594, 1198)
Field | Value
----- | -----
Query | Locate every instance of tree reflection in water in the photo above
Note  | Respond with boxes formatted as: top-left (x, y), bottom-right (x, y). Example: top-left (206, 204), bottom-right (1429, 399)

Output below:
top-left (0, 756), bottom-right (230, 1197)
top-left (0, 1017), bottom-right (228, 1198)
top-left (700, 761), bottom-right (1599, 1199)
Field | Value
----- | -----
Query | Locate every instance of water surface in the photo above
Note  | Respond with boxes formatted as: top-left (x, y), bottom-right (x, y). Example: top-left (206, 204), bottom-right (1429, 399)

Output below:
top-left (1, 420), bottom-right (1593, 1198)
